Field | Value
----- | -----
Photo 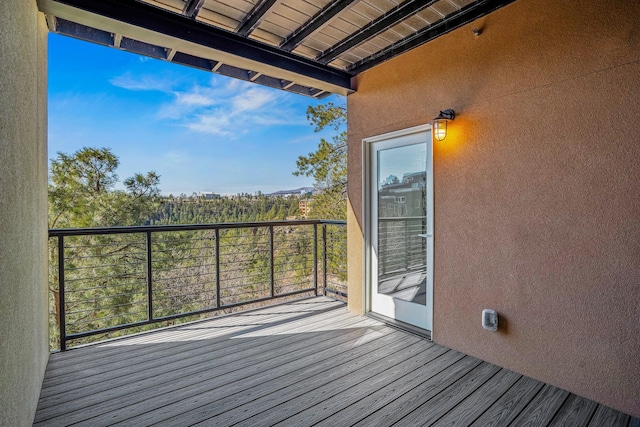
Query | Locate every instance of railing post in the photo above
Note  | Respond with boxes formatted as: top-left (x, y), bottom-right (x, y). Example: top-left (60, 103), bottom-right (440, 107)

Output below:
top-left (313, 224), bottom-right (318, 296)
top-left (58, 235), bottom-right (67, 351)
top-left (215, 228), bottom-right (221, 309)
top-left (146, 231), bottom-right (153, 322)
top-left (268, 225), bottom-right (275, 298)
top-left (323, 224), bottom-right (328, 297)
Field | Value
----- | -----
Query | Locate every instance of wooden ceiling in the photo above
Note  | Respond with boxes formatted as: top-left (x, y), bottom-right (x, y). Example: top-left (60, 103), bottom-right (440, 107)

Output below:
top-left (37, 0), bottom-right (516, 97)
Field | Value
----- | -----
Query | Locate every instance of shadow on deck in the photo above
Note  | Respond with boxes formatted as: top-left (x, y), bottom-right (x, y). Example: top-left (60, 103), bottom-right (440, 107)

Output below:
top-left (35, 297), bottom-right (635, 426)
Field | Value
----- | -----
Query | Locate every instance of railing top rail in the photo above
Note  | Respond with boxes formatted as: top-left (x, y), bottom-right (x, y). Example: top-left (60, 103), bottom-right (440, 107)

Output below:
top-left (49, 219), bottom-right (347, 237)
top-left (378, 216), bottom-right (425, 221)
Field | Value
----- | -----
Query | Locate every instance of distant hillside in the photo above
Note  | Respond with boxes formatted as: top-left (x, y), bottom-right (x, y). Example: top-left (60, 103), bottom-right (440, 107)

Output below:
top-left (269, 187), bottom-right (317, 197)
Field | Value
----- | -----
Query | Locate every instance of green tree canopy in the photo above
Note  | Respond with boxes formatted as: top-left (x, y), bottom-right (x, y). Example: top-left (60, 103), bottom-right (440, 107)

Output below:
top-left (293, 101), bottom-right (347, 220)
top-left (48, 147), bottom-right (160, 228)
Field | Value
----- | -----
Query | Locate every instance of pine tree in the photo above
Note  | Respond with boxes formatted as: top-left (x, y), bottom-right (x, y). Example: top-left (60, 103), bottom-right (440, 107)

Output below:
top-left (293, 101), bottom-right (347, 220)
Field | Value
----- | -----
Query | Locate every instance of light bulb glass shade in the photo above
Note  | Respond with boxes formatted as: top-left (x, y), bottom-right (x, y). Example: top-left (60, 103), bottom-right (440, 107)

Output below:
top-left (433, 119), bottom-right (447, 141)
top-left (432, 109), bottom-right (455, 141)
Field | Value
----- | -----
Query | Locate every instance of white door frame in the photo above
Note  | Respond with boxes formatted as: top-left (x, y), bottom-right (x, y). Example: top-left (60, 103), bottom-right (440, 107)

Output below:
top-left (362, 124), bottom-right (434, 332)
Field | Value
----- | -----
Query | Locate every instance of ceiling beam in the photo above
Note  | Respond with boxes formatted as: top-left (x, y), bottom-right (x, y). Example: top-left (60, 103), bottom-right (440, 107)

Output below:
top-left (183, 0), bottom-right (205, 20)
top-left (280, 0), bottom-right (360, 52)
top-left (37, 0), bottom-right (354, 95)
top-left (237, 0), bottom-right (281, 37)
top-left (348, 0), bottom-right (518, 74)
top-left (316, 0), bottom-right (437, 65)
top-left (113, 32), bottom-right (122, 48)
top-left (45, 14), bottom-right (58, 31)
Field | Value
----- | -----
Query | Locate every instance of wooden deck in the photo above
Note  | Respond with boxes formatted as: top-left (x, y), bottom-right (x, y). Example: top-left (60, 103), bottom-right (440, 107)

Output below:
top-left (35, 297), bottom-right (635, 427)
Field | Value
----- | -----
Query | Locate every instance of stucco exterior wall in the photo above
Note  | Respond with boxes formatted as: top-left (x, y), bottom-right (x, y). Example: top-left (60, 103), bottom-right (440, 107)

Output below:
top-left (347, 0), bottom-right (640, 417)
top-left (0, 2), bottom-right (49, 426)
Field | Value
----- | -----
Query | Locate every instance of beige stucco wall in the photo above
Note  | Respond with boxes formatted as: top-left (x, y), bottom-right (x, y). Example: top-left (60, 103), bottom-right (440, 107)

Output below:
top-left (0, 2), bottom-right (49, 426)
top-left (347, 0), bottom-right (640, 417)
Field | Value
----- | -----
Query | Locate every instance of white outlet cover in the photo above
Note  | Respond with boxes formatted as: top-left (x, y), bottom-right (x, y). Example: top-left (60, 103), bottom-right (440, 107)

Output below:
top-left (482, 309), bottom-right (498, 331)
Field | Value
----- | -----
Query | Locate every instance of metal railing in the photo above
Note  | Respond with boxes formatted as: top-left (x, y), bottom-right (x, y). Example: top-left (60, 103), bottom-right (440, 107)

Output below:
top-left (378, 216), bottom-right (426, 279)
top-left (49, 220), bottom-right (347, 351)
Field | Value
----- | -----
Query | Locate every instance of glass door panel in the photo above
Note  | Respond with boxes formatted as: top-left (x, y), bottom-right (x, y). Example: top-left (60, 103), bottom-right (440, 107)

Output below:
top-left (368, 127), bottom-right (433, 331)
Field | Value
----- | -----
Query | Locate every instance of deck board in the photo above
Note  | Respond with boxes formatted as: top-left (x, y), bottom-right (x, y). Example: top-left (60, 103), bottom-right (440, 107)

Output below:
top-left (589, 405), bottom-right (631, 427)
top-left (507, 383), bottom-right (570, 425)
top-left (469, 375), bottom-right (544, 426)
top-left (312, 351), bottom-right (468, 426)
top-left (34, 296), bottom-right (634, 427)
top-left (399, 362), bottom-right (503, 426)
top-left (230, 340), bottom-right (445, 427)
top-left (549, 394), bottom-right (599, 426)
top-left (272, 347), bottom-right (456, 426)
top-left (430, 368), bottom-right (522, 426)
top-left (206, 339), bottom-right (432, 427)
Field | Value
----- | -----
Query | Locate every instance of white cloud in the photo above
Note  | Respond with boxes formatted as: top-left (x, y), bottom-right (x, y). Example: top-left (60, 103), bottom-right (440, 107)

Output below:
top-left (166, 80), bottom-right (303, 136)
top-left (186, 114), bottom-right (233, 137)
top-left (176, 92), bottom-right (215, 107)
top-left (110, 73), bottom-right (173, 92)
top-left (112, 72), bottom-right (309, 137)
top-left (230, 86), bottom-right (276, 114)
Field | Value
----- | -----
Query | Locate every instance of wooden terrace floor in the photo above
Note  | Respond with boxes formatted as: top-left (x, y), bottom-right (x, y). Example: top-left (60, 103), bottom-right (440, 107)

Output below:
top-left (35, 297), bottom-right (635, 426)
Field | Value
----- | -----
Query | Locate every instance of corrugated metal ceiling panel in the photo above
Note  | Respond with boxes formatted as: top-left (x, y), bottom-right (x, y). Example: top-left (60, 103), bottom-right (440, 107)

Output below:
top-left (141, 0), bottom-right (185, 14)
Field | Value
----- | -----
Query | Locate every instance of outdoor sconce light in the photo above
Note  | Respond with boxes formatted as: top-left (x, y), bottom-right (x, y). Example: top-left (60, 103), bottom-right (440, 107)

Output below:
top-left (432, 109), bottom-right (455, 141)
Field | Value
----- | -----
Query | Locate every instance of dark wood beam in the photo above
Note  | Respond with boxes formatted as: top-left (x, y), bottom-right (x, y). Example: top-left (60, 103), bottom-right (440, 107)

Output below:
top-left (280, 0), bottom-right (359, 51)
top-left (183, 0), bottom-right (205, 20)
top-left (237, 0), bottom-right (281, 37)
top-left (316, 0), bottom-right (437, 64)
top-left (348, 0), bottom-right (518, 74)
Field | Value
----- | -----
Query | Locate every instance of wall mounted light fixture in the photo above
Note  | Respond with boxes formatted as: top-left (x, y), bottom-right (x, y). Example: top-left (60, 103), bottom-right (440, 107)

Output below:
top-left (432, 109), bottom-right (455, 141)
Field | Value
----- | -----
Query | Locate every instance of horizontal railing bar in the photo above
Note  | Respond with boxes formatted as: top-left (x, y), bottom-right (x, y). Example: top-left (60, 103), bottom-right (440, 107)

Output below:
top-left (63, 272), bottom-right (144, 283)
top-left (67, 309), bottom-right (148, 326)
top-left (66, 291), bottom-right (146, 305)
top-left (153, 291), bottom-right (216, 301)
top-left (151, 256), bottom-right (216, 264)
top-left (153, 273), bottom-right (216, 281)
top-left (153, 295), bottom-right (216, 305)
top-left (153, 236), bottom-right (217, 242)
top-left (153, 286), bottom-right (216, 295)
top-left (50, 220), bottom-right (346, 237)
top-left (65, 262), bottom-right (146, 271)
top-left (377, 216), bottom-right (425, 221)
top-left (65, 254), bottom-right (145, 263)
top-left (64, 282), bottom-right (145, 294)
top-left (65, 311), bottom-right (151, 332)
top-left (66, 301), bottom-right (146, 316)
top-left (221, 284), bottom-right (271, 292)
top-left (63, 242), bottom-right (146, 250)
top-left (152, 248), bottom-right (217, 256)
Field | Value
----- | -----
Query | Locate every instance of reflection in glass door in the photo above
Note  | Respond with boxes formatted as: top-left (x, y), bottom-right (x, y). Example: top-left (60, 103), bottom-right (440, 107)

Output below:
top-left (366, 126), bottom-right (433, 331)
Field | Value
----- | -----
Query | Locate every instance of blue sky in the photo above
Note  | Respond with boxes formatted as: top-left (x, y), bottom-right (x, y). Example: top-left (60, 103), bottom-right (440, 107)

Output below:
top-left (48, 33), bottom-right (344, 196)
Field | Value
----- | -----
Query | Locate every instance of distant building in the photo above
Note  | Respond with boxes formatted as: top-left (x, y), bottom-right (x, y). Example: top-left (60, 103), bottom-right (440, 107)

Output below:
top-left (269, 187), bottom-right (317, 198)
top-left (198, 191), bottom-right (220, 200)
top-left (378, 171), bottom-right (426, 218)
top-left (298, 199), bottom-right (312, 218)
